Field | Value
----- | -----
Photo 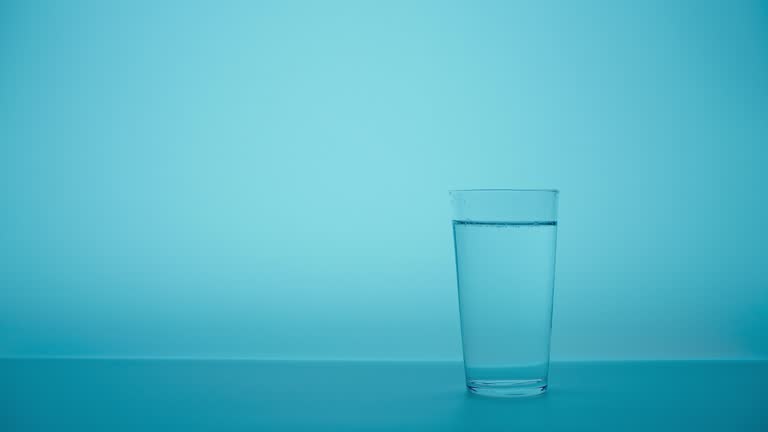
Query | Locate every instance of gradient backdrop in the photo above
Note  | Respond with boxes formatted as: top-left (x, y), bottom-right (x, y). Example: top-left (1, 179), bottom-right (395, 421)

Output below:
top-left (1, 0), bottom-right (767, 361)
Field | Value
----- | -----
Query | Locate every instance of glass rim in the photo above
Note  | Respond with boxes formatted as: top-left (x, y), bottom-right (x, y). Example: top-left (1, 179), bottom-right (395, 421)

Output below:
top-left (449, 188), bottom-right (559, 194)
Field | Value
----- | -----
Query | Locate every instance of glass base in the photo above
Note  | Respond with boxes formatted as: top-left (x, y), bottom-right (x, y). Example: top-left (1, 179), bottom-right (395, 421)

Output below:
top-left (466, 379), bottom-right (547, 398)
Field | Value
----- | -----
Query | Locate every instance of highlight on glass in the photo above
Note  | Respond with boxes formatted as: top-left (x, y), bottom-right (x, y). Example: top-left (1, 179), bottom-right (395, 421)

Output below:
top-left (450, 189), bottom-right (559, 397)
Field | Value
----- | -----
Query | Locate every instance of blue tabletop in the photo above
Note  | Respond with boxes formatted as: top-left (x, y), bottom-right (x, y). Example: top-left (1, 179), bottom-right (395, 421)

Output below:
top-left (1, 359), bottom-right (766, 431)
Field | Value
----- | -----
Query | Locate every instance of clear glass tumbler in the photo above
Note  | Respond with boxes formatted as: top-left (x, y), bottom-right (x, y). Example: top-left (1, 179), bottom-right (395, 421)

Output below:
top-left (450, 189), bottom-right (559, 397)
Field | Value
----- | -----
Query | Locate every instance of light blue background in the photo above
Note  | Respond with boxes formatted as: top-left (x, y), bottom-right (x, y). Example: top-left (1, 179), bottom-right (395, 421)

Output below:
top-left (1, 0), bottom-right (766, 361)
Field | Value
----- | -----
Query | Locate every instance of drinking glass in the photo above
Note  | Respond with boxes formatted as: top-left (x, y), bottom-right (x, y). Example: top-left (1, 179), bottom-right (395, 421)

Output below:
top-left (450, 189), bottom-right (559, 397)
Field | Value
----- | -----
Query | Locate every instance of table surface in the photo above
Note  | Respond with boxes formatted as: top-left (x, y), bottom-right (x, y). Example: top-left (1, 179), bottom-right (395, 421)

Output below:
top-left (1, 359), bottom-right (766, 431)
